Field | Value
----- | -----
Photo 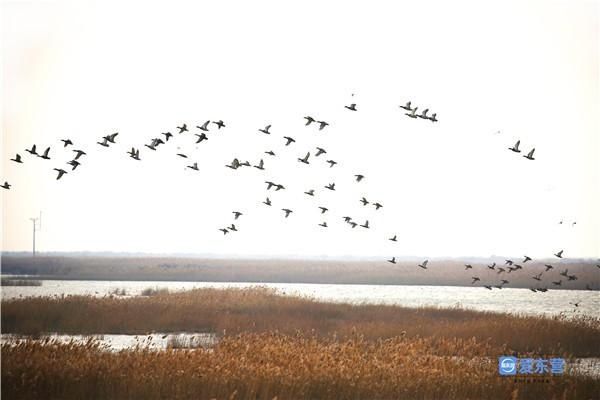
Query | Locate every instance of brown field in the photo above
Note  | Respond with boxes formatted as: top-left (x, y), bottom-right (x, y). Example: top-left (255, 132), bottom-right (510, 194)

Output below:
top-left (2, 288), bottom-right (600, 399)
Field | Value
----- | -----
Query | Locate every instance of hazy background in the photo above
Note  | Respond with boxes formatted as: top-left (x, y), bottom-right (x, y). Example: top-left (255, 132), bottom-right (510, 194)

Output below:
top-left (2, 0), bottom-right (598, 259)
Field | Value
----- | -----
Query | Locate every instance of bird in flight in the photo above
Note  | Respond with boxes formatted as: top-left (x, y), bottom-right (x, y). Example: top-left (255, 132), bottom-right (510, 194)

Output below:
top-left (471, 277), bottom-right (480, 283)
top-left (26, 144), bottom-right (38, 155)
top-left (61, 139), bottom-right (73, 147)
top-left (317, 121), bottom-right (329, 130)
top-left (417, 109), bottom-right (429, 119)
top-left (373, 202), bottom-right (383, 210)
top-left (282, 208), bottom-right (293, 218)
top-left (162, 132), bottom-right (173, 141)
top-left (177, 153), bottom-right (188, 158)
top-left (283, 136), bottom-right (296, 146)
top-left (343, 216), bottom-right (352, 223)
top-left (418, 260), bottom-right (428, 269)
top-left (67, 160), bottom-right (81, 170)
top-left (319, 221), bottom-right (328, 228)
top-left (523, 256), bottom-right (532, 263)
top-left (177, 124), bottom-right (188, 133)
top-left (355, 174), bottom-right (364, 182)
top-left (544, 264), bottom-right (553, 272)
top-left (187, 162), bottom-right (199, 171)
top-left (554, 250), bottom-right (564, 258)
top-left (298, 152), bottom-right (310, 164)
top-left (405, 108), bottom-right (419, 119)
top-left (505, 259), bottom-right (513, 265)
top-left (487, 263), bottom-right (496, 270)
top-left (265, 181), bottom-right (276, 190)
top-left (219, 228), bottom-right (229, 235)
top-left (523, 148), bottom-right (535, 160)
top-left (315, 147), bottom-right (327, 157)
top-left (532, 273), bottom-right (543, 282)
top-left (97, 138), bottom-right (110, 147)
top-left (275, 184), bottom-right (285, 191)
top-left (508, 140), bottom-right (521, 153)
top-left (399, 101), bottom-right (413, 111)
top-left (326, 160), bottom-right (337, 168)
top-left (193, 121), bottom-right (209, 132)
top-left (1, 181), bottom-right (10, 190)
top-left (360, 220), bottom-right (370, 229)
top-left (53, 168), bottom-right (67, 180)
top-left (465, 264), bottom-right (473, 270)
top-left (388, 257), bottom-right (396, 264)
top-left (104, 133), bottom-right (119, 143)
top-left (304, 189), bottom-right (315, 196)
top-left (228, 224), bottom-right (238, 232)
top-left (259, 125), bottom-right (272, 135)
top-left (10, 154), bottom-right (23, 163)
top-left (500, 279), bottom-right (509, 285)
top-left (72, 149), bottom-right (87, 160)
top-left (389, 235), bottom-right (397, 242)
top-left (127, 148), bottom-right (141, 161)
top-left (213, 120), bottom-right (226, 129)
top-left (265, 150), bottom-right (276, 156)
top-left (552, 280), bottom-right (562, 286)
top-left (226, 158), bottom-right (240, 170)
top-left (304, 116), bottom-right (315, 126)
top-left (195, 133), bottom-right (208, 143)
top-left (349, 222), bottom-right (358, 228)
top-left (318, 206), bottom-right (328, 214)
top-left (325, 183), bottom-right (335, 191)
top-left (232, 211), bottom-right (243, 220)
top-left (345, 103), bottom-right (357, 111)
top-left (428, 113), bottom-right (438, 122)
top-left (263, 197), bottom-right (272, 206)
top-left (360, 197), bottom-right (369, 206)
top-left (253, 159), bottom-right (265, 170)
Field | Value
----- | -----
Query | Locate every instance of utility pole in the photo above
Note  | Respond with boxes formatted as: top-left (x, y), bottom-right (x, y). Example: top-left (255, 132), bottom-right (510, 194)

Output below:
top-left (30, 215), bottom-right (40, 257)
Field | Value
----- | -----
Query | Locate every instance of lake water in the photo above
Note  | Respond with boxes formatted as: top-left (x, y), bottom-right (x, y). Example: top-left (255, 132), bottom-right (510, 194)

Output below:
top-left (1, 279), bottom-right (599, 318)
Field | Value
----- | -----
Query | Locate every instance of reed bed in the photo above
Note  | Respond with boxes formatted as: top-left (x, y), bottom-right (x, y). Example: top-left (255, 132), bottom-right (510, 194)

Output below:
top-left (2, 333), bottom-right (598, 400)
top-left (2, 288), bottom-right (599, 356)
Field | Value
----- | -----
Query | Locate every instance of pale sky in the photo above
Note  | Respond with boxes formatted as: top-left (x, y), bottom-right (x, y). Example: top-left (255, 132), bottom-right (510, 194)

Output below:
top-left (1, 0), bottom-right (599, 258)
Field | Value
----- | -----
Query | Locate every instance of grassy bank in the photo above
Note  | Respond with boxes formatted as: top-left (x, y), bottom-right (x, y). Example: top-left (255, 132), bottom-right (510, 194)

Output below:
top-left (3, 333), bottom-right (599, 400)
top-left (2, 288), bottom-right (599, 356)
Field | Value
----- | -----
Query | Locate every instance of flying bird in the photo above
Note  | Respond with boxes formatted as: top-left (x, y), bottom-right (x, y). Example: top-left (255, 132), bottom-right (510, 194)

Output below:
top-left (554, 250), bottom-right (564, 258)
top-left (544, 264), bottom-right (554, 272)
top-left (471, 277), bottom-right (480, 284)
top-left (195, 133), bottom-right (208, 143)
top-left (399, 101), bottom-right (413, 111)
top-left (325, 183), bottom-right (335, 191)
top-left (67, 160), bottom-right (81, 170)
top-left (187, 162), bottom-right (199, 171)
top-left (177, 124), bottom-right (188, 133)
top-left (127, 148), bottom-right (141, 160)
top-left (219, 228), bottom-right (229, 235)
top-left (1, 182), bottom-right (10, 190)
top-left (355, 174), bottom-right (364, 182)
top-left (282, 208), bottom-right (293, 218)
top-left (25, 144), bottom-right (38, 155)
top-left (162, 132), bottom-right (173, 141)
top-left (232, 211), bottom-right (243, 220)
top-left (61, 139), bottom-right (73, 147)
top-left (10, 154), bottom-right (23, 163)
top-left (418, 260), bottom-right (429, 269)
top-left (360, 197), bottom-right (369, 206)
top-left (315, 147), bottom-right (327, 157)
top-left (253, 159), bottom-right (265, 170)
top-left (532, 273), bottom-right (543, 281)
top-left (53, 168), bottom-right (67, 180)
top-left (343, 216), bottom-right (352, 223)
top-left (97, 138), bottom-right (110, 147)
top-left (259, 125), bottom-right (272, 135)
top-left (508, 140), bottom-right (521, 153)
top-left (345, 103), bottom-right (357, 111)
top-left (326, 160), bottom-right (337, 168)
top-left (523, 148), bottom-right (535, 160)
top-left (226, 158), bottom-right (241, 170)
top-left (389, 235), bottom-right (397, 242)
top-left (213, 120), bottom-right (226, 129)
top-left (523, 256), bottom-right (532, 263)
top-left (104, 133), bottom-right (118, 143)
top-left (319, 221), bottom-right (328, 228)
top-left (283, 136), bottom-right (296, 146)
top-left (304, 189), bottom-right (315, 196)
top-left (72, 150), bottom-right (87, 160)
top-left (388, 257), bottom-right (397, 264)
top-left (298, 152), bottom-right (310, 164)
top-left (196, 121), bottom-right (210, 132)
top-left (428, 113), bottom-right (438, 122)
top-left (263, 197), bottom-right (272, 206)
top-left (177, 153), bottom-right (189, 158)
top-left (304, 116), bottom-right (315, 126)
top-left (373, 202), bottom-right (383, 210)
top-left (265, 150), bottom-right (276, 156)
top-left (465, 264), bottom-right (473, 270)
top-left (349, 222), bottom-right (358, 228)
top-left (318, 206), bottom-right (328, 214)
top-left (317, 121), bottom-right (329, 130)
top-left (417, 109), bottom-right (429, 119)
top-left (405, 108), bottom-right (419, 119)
top-left (228, 224), bottom-right (238, 232)
top-left (360, 220), bottom-right (370, 229)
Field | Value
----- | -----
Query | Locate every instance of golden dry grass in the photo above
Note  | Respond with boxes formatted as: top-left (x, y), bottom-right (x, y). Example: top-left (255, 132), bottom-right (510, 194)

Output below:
top-left (3, 333), bottom-right (599, 400)
top-left (2, 288), bottom-right (599, 357)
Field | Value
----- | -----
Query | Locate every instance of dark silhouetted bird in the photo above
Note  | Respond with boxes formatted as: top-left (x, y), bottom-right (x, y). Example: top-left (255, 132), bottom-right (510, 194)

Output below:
top-left (418, 260), bottom-right (428, 269)
top-left (263, 197), bottom-right (272, 206)
top-left (226, 158), bottom-right (240, 169)
top-left (232, 211), bottom-right (243, 220)
top-left (315, 147), bottom-right (327, 157)
top-left (195, 133), bottom-right (208, 143)
top-left (325, 183), bottom-right (335, 191)
top-left (465, 264), bottom-right (473, 270)
top-left (177, 153), bottom-right (188, 158)
top-left (552, 280), bottom-right (562, 286)
top-left (317, 121), bottom-right (329, 130)
top-left (162, 132), bottom-right (173, 141)
top-left (523, 256), bottom-right (532, 263)
top-left (275, 184), bottom-right (285, 191)
top-left (26, 144), bottom-right (38, 155)
top-left (73, 149), bottom-right (86, 160)
top-left (560, 269), bottom-right (569, 277)
top-left (373, 202), bottom-right (383, 210)
top-left (38, 147), bottom-right (51, 159)
top-left (10, 154), bottom-right (23, 163)
top-left (53, 168), bottom-right (67, 180)
top-left (283, 136), bottom-right (295, 146)
top-left (67, 160), bottom-right (81, 170)
top-left (127, 148), bottom-right (140, 160)
top-left (304, 116), bottom-right (315, 126)
top-left (282, 208), bottom-right (293, 218)
top-left (360, 197), bottom-right (369, 206)
top-left (508, 140), bottom-right (521, 153)
top-left (196, 121), bottom-right (210, 131)
top-left (501, 279), bottom-right (509, 285)
top-left (265, 150), bottom-right (276, 156)
top-left (253, 159), bottom-right (265, 170)
top-left (532, 273), bottom-right (543, 281)
top-left (104, 133), bottom-right (118, 143)
top-left (228, 224), bottom-right (238, 232)
top-left (523, 148), bottom-right (535, 160)
top-left (428, 113), bottom-right (438, 122)
top-left (97, 138), bottom-right (109, 147)
top-left (187, 162), bottom-right (199, 171)
top-left (567, 274), bottom-right (578, 281)
top-left (318, 206), bottom-right (328, 214)
top-left (1, 181), bottom-right (10, 189)
top-left (265, 181), bottom-right (276, 190)
top-left (349, 222), bottom-right (358, 228)
top-left (487, 263), bottom-right (496, 270)
top-left (484, 285), bottom-right (493, 290)
top-left (259, 125), bottom-right (272, 135)
top-left (343, 216), bottom-right (352, 223)
top-left (355, 174), bottom-right (364, 182)
top-left (219, 228), bottom-right (229, 235)
top-left (471, 277), bottom-right (480, 283)
top-left (554, 250), bottom-right (563, 258)
top-left (177, 124), bottom-right (188, 133)
top-left (505, 259), bottom-right (513, 265)
top-left (399, 101), bottom-right (413, 111)
top-left (544, 264), bottom-right (553, 272)
top-left (326, 160), bottom-right (337, 168)
top-left (298, 152), bottom-right (310, 164)
top-left (304, 189), bottom-right (315, 196)
top-left (345, 103), bottom-right (357, 111)
top-left (213, 120), bottom-right (225, 129)
top-left (417, 109), bottom-right (429, 119)
top-left (388, 257), bottom-right (396, 264)
top-left (360, 220), bottom-right (370, 229)
top-left (405, 108), bottom-right (418, 118)
top-left (61, 139), bottom-right (73, 147)
top-left (389, 235), bottom-right (397, 242)
top-left (319, 221), bottom-right (328, 228)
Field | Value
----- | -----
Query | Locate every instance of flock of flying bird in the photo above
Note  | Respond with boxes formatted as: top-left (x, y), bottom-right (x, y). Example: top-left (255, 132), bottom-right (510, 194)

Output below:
top-left (2, 99), bottom-right (597, 299)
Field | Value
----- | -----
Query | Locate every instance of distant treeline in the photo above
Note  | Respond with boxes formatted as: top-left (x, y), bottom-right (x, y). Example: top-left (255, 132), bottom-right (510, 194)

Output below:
top-left (1, 255), bottom-right (598, 289)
